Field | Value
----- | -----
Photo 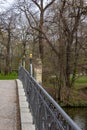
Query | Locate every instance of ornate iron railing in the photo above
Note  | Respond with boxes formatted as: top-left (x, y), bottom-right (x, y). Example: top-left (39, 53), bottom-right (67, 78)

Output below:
top-left (19, 67), bottom-right (81, 130)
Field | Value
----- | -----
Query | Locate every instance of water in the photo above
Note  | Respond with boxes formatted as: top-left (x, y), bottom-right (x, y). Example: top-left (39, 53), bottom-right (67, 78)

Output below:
top-left (64, 108), bottom-right (87, 130)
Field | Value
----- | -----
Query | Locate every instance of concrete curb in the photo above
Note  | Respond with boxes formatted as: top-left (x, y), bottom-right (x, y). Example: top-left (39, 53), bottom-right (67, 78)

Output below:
top-left (16, 79), bottom-right (35, 130)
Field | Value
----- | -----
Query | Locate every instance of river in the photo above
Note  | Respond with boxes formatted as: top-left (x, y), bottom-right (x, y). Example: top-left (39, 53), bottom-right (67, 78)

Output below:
top-left (63, 108), bottom-right (87, 130)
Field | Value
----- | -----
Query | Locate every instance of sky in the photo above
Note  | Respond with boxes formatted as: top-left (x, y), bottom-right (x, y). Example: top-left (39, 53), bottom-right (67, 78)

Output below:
top-left (0, 0), bottom-right (87, 12)
top-left (0, 0), bottom-right (14, 12)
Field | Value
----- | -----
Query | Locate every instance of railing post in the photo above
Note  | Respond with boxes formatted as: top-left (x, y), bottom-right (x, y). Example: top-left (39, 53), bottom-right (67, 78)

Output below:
top-left (34, 58), bottom-right (42, 84)
top-left (22, 55), bottom-right (25, 69)
top-left (29, 53), bottom-right (33, 76)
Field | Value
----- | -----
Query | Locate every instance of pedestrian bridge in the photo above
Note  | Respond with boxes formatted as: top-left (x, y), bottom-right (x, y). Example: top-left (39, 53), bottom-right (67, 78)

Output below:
top-left (18, 67), bottom-right (81, 130)
top-left (0, 67), bottom-right (81, 130)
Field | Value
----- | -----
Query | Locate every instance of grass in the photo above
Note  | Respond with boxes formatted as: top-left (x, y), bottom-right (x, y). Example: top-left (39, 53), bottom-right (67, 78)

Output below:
top-left (70, 76), bottom-right (87, 106)
top-left (74, 76), bottom-right (87, 90)
top-left (0, 72), bottom-right (18, 80)
top-left (75, 76), bottom-right (87, 84)
top-left (44, 75), bottom-right (87, 106)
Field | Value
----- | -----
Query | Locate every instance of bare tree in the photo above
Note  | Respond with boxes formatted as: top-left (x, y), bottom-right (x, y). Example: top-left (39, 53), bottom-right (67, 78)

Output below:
top-left (0, 10), bottom-right (19, 74)
top-left (15, 0), bottom-right (87, 104)
top-left (17, 0), bottom-right (56, 61)
top-left (46, 0), bottom-right (87, 103)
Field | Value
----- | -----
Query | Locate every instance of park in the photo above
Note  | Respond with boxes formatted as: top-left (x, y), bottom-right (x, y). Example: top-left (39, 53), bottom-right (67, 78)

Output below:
top-left (0, 0), bottom-right (87, 130)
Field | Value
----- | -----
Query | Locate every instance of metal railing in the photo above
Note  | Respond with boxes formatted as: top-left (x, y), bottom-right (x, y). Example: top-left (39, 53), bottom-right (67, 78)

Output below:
top-left (18, 67), bottom-right (81, 130)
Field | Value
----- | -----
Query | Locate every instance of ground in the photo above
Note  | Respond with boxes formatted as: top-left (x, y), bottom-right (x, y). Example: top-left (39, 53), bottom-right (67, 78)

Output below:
top-left (78, 87), bottom-right (87, 103)
top-left (44, 87), bottom-right (87, 106)
top-left (44, 76), bottom-right (87, 107)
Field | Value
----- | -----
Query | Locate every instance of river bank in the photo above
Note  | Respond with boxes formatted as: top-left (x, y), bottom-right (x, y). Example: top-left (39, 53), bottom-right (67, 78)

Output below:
top-left (44, 85), bottom-right (87, 107)
top-left (44, 76), bottom-right (87, 107)
top-left (67, 87), bottom-right (87, 107)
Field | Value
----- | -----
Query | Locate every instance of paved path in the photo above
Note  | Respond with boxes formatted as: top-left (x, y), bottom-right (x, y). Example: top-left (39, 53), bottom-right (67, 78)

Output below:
top-left (0, 80), bottom-right (20, 130)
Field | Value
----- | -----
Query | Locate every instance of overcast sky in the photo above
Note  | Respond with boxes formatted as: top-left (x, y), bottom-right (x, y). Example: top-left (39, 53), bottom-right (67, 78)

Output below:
top-left (0, 0), bottom-right (14, 12)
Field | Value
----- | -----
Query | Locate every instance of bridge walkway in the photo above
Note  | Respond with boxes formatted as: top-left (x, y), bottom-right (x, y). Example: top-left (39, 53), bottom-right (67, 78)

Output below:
top-left (0, 80), bottom-right (35, 130)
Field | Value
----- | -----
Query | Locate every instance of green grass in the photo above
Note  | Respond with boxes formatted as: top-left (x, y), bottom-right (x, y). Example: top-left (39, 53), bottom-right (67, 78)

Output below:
top-left (74, 76), bottom-right (87, 90)
top-left (75, 76), bottom-right (87, 84)
top-left (70, 76), bottom-right (87, 106)
top-left (0, 72), bottom-right (18, 80)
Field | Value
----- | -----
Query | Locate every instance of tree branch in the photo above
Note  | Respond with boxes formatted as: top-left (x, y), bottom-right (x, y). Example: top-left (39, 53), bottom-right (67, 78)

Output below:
top-left (44, 0), bottom-right (56, 12)
top-left (32, 0), bottom-right (41, 10)
top-left (24, 12), bottom-right (59, 57)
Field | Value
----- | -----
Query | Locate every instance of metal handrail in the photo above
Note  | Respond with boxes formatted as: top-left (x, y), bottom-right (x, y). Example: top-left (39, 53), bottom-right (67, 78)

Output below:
top-left (19, 67), bottom-right (81, 130)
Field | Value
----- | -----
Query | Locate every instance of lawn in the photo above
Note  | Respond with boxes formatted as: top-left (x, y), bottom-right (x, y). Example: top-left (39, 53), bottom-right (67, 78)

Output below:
top-left (75, 76), bottom-right (87, 90)
top-left (75, 76), bottom-right (87, 84)
top-left (70, 76), bottom-right (87, 106)
top-left (0, 72), bottom-right (18, 80)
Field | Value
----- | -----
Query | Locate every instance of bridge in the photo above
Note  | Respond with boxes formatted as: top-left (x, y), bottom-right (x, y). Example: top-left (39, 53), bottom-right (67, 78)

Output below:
top-left (0, 67), bottom-right (81, 130)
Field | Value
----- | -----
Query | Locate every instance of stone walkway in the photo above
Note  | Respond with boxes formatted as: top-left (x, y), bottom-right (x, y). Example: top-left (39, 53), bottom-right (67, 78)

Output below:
top-left (0, 80), bottom-right (20, 130)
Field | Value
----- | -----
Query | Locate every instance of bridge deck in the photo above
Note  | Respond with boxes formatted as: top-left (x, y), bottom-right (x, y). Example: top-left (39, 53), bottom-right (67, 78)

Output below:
top-left (0, 80), bottom-right (20, 130)
top-left (0, 80), bottom-right (35, 130)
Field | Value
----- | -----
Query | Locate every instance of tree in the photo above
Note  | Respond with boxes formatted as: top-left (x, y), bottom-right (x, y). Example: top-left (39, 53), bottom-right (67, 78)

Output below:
top-left (45, 0), bottom-right (87, 103)
top-left (16, 0), bottom-right (87, 103)
top-left (0, 9), bottom-right (19, 74)
top-left (17, 0), bottom-right (56, 61)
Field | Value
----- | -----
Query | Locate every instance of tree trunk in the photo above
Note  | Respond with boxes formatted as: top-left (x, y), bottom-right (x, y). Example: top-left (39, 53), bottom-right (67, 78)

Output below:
top-left (5, 29), bottom-right (11, 75)
top-left (39, 0), bottom-right (44, 62)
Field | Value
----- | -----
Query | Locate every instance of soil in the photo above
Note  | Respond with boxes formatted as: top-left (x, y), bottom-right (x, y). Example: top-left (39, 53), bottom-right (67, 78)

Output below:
top-left (79, 87), bottom-right (87, 101)
top-left (44, 87), bottom-right (57, 100)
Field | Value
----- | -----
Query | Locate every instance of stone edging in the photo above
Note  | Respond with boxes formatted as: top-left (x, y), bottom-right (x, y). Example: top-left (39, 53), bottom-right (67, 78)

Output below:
top-left (16, 79), bottom-right (35, 130)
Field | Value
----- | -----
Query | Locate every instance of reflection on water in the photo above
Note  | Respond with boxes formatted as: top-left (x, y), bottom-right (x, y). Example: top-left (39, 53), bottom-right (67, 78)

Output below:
top-left (64, 108), bottom-right (87, 130)
top-left (74, 115), bottom-right (86, 130)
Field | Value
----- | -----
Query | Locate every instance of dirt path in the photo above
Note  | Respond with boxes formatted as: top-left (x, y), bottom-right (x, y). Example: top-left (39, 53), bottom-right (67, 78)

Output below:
top-left (0, 80), bottom-right (20, 130)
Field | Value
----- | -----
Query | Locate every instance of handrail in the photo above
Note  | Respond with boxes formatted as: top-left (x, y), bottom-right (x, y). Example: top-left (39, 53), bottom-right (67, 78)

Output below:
top-left (19, 67), bottom-right (81, 130)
